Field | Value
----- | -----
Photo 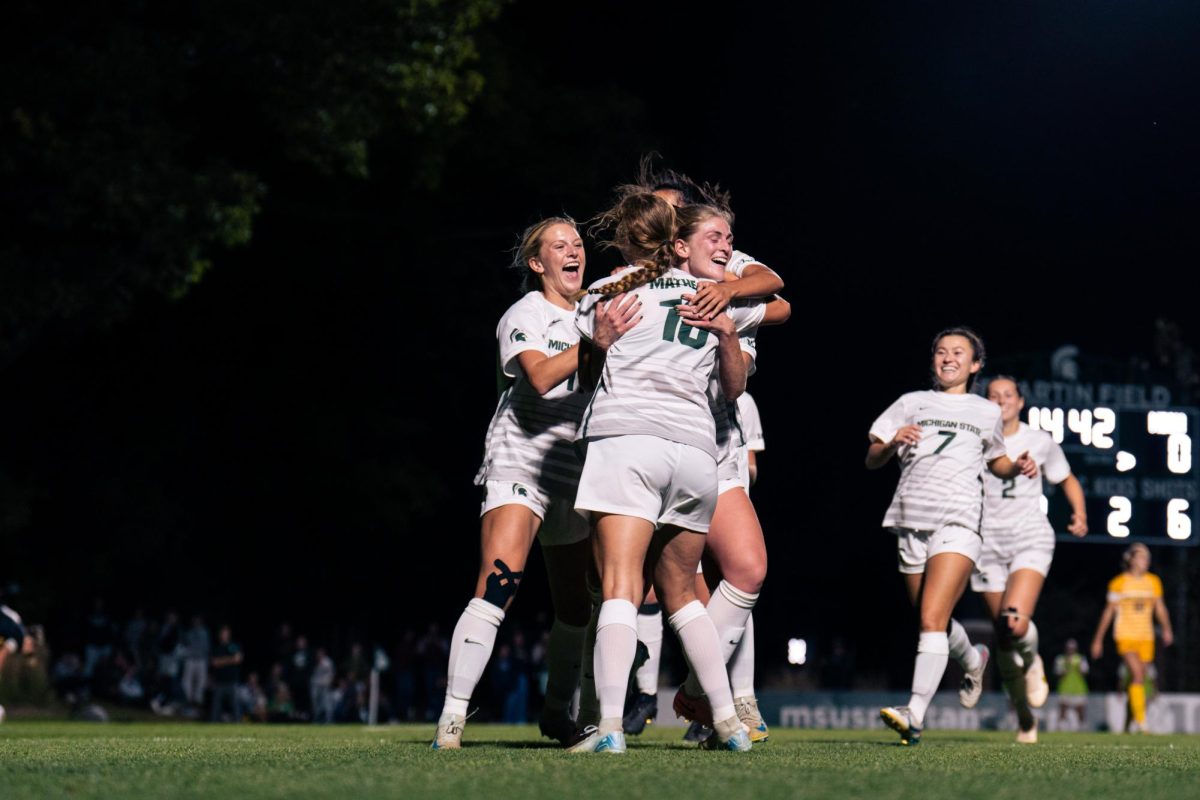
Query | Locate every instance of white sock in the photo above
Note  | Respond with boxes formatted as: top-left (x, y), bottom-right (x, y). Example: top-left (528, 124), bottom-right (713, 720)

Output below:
top-left (683, 580), bottom-right (758, 696)
top-left (1014, 620), bottom-right (1039, 670)
top-left (543, 619), bottom-right (587, 715)
top-left (907, 631), bottom-right (949, 727)
top-left (635, 606), bottom-right (663, 695)
top-left (947, 618), bottom-right (981, 671)
top-left (442, 598), bottom-right (504, 717)
top-left (595, 599), bottom-right (638, 724)
top-left (670, 600), bottom-right (735, 724)
top-left (729, 613), bottom-right (756, 699)
top-left (577, 587), bottom-right (602, 726)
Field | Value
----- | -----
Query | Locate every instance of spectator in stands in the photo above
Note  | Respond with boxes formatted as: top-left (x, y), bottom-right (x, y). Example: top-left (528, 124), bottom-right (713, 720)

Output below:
top-left (240, 671), bottom-right (269, 722)
top-left (289, 635), bottom-right (313, 719)
top-left (210, 625), bottom-right (243, 722)
top-left (311, 647), bottom-right (335, 723)
top-left (394, 629), bottom-right (417, 721)
top-left (83, 597), bottom-right (114, 679)
top-left (182, 615), bottom-right (210, 707)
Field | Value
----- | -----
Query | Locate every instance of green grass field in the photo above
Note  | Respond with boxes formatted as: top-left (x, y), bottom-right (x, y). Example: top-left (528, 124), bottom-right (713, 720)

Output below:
top-left (1, 722), bottom-right (1197, 800)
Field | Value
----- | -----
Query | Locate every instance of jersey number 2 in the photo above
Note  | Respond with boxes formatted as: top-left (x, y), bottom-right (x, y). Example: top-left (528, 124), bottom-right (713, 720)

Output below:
top-left (659, 300), bottom-right (709, 349)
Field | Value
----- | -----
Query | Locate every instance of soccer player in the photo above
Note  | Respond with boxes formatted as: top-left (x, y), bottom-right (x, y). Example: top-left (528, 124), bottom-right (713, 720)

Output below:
top-left (1090, 543), bottom-right (1173, 733)
top-left (432, 217), bottom-right (638, 750)
top-left (669, 215), bottom-right (787, 746)
top-left (868, 328), bottom-right (1037, 745)
top-left (622, 170), bottom-right (785, 742)
top-left (567, 189), bottom-right (770, 754)
top-left (976, 376), bottom-right (1088, 743)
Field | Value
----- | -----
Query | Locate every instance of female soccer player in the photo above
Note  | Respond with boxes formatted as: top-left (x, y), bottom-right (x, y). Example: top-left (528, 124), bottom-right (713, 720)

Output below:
top-left (568, 190), bottom-right (767, 754)
top-left (867, 328), bottom-right (1037, 745)
top-left (977, 376), bottom-right (1088, 743)
top-left (667, 205), bottom-right (787, 745)
top-left (432, 217), bottom-right (638, 750)
top-left (622, 172), bottom-right (785, 742)
top-left (1090, 543), bottom-right (1174, 733)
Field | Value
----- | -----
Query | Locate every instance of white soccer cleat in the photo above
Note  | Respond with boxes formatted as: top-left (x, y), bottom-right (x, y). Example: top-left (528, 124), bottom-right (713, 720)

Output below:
top-left (722, 727), bottom-right (753, 752)
top-left (880, 706), bottom-right (922, 746)
top-left (431, 713), bottom-right (465, 750)
top-left (1016, 724), bottom-right (1038, 744)
top-left (734, 696), bottom-right (769, 743)
top-left (566, 726), bottom-right (626, 754)
top-left (959, 644), bottom-right (990, 709)
top-left (1024, 654), bottom-right (1049, 708)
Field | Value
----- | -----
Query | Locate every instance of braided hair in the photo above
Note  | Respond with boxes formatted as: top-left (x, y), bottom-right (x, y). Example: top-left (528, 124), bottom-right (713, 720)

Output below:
top-left (576, 190), bottom-right (677, 300)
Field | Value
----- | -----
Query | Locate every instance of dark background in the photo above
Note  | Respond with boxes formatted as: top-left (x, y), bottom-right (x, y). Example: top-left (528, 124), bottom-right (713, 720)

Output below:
top-left (2, 2), bottom-right (1198, 690)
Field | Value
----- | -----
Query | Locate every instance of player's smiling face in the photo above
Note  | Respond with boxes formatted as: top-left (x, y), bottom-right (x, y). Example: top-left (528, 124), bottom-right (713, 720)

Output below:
top-left (529, 223), bottom-right (585, 301)
top-left (675, 214), bottom-right (733, 281)
top-left (933, 335), bottom-right (980, 393)
top-left (987, 378), bottom-right (1024, 423)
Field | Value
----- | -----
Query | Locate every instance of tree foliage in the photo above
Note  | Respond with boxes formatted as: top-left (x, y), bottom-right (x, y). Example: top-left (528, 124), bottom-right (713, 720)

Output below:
top-left (0, 0), bottom-right (504, 360)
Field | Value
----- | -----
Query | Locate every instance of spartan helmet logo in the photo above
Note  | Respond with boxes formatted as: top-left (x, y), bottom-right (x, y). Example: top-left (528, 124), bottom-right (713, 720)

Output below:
top-left (511, 483), bottom-right (529, 497)
top-left (509, 328), bottom-right (528, 343)
top-left (1050, 345), bottom-right (1079, 381)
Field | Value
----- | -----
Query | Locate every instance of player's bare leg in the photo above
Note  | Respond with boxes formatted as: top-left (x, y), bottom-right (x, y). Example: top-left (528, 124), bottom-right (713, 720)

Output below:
top-left (434, 506), bottom-right (538, 749)
top-left (654, 527), bottom-right (750, 751)
top-left (985, 569), bottom-right (1046, 740)
top-left (885, 554), bottom-right (974, 742)
top-left (679, 490), bottom-right (763, 713)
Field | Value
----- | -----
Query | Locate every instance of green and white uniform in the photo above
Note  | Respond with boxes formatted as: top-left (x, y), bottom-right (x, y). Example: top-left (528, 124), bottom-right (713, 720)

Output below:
top-left (870, 390), bottom-right (1007, 572)
top-left (574, 267), bottom-right (764, 531)
top-left (973, 423), bottom-right (1069, 591)
top-left (474, 291), bottom-right (589, 544)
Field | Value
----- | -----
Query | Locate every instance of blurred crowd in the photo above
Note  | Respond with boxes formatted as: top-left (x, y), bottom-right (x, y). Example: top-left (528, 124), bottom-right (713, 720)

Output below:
top-left (40, 599), bottom-right (563, 724)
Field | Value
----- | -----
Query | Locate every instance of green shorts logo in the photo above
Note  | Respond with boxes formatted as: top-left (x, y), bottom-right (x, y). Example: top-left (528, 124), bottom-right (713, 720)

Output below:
top-left (511, 483), bottom-right (529, 497)
top-left (509, 329), bottom-right (527, 343)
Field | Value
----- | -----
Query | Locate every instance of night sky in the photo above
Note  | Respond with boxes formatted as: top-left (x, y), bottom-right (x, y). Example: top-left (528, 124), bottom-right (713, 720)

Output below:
top-left (3, 2), bottom-right (1199, 689)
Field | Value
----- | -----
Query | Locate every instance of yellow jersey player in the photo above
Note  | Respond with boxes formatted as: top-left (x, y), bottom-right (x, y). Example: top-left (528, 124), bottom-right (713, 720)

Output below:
top-left (1090, 543), bottom-right (1173, 733)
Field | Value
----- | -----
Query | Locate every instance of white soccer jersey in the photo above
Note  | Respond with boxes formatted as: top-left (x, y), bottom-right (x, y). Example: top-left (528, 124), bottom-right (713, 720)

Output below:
top-left (983, 422), bottom-right (1071, 535)
top-left (712, 326), bottom-right (760, 451)
top-left (869, 390), bottom-right (1007, 533)
top-left (713, 330), bottom-right (760, 483)
top-left (738, 392), bottom-right (765, 453)
top-left (474, 292), bottom-right (589, 497)
top-left (576, 267), bottom-right (765, 458)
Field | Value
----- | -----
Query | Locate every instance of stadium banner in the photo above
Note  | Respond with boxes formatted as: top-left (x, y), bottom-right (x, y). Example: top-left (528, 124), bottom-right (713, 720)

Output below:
top-left (654, 689), bottom-right (1200, 734)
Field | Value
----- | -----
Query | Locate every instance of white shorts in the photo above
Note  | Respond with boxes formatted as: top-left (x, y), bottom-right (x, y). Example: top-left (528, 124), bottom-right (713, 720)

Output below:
top-left (717, 446), bottom-right (751, 496)
top-left (480, 480), bottom-right (589, 546)
top-left (892, 524), bottom-right (981, 574)
top-left (971, 524), bottom-right (1055, 592)
top-left (575, 435), bottom-right (717, 533)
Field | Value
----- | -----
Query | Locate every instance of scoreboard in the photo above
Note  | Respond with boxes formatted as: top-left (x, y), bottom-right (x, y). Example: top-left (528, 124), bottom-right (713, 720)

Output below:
top-left (988, 346), bottom-right (1198, 546)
